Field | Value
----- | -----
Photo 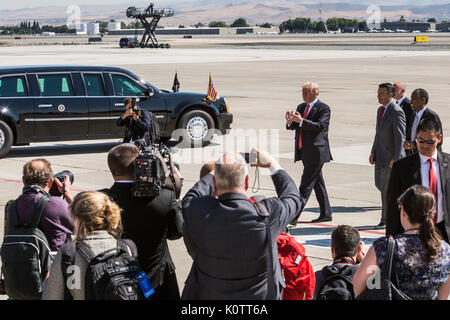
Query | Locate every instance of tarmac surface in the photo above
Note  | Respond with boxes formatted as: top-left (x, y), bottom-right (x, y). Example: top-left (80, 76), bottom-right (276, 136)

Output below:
top-left (0, 34), bottom-right (449, 298)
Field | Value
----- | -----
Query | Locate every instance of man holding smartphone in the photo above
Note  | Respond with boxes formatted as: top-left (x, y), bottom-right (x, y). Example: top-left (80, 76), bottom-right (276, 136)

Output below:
top-left (117, 97), bottom-right (153, 146)
top-left (181, 149), bottom-right (304, 300)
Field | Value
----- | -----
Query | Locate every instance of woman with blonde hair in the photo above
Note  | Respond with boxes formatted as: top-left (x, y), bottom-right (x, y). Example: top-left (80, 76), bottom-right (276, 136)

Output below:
top-left (42, 191), bottom-right (139, 300)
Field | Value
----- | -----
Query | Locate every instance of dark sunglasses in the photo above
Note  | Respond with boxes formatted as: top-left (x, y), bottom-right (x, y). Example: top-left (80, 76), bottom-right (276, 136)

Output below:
top-left (416, 137), bottom-right (437, 145)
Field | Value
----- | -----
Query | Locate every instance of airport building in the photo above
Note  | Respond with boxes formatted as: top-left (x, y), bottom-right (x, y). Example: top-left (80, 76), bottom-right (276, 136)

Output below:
top-left (380, 21), bottom-right (435, 32)
top-left (108, 26), bottom-right (280, 36)
top-left (436, 23), bottom-right (450, 32)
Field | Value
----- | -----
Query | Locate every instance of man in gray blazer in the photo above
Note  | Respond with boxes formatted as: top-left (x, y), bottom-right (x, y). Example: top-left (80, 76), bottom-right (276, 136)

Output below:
top-left (181, 149), bottom-right (303, 300)
top-left (369, 83), bottom-right (406, 229)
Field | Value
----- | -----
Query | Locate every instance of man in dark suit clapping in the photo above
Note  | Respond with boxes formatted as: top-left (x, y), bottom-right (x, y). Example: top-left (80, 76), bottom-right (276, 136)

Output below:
top-left (286, 82), bottom-right (333, 223)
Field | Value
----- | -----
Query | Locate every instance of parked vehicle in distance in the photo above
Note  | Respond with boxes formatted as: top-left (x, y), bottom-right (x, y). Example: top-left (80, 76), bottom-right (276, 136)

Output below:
top-left (0, 65), bottom-right (233, 157)
top-left (119, 37), bottom-right (140, 48)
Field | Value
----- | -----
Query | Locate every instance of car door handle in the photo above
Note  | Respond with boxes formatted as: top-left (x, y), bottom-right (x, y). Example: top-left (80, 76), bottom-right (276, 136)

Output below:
top-left (114, 103), bottom-right (124, 107)
top-left (38, 104), bottom-right (53, 108)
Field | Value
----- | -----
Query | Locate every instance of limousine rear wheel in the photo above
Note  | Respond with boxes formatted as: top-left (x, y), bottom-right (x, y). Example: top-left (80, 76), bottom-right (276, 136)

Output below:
top-left (0, 120), bottom-right (13, 158)
top-left (177, 110), bottom-right (215, 148)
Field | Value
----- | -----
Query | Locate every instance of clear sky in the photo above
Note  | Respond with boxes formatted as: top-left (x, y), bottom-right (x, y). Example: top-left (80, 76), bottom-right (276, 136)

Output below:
top-left (0, 0), bottom-right (448, 10)
top-left (0, 1), bottom-right (141, 10)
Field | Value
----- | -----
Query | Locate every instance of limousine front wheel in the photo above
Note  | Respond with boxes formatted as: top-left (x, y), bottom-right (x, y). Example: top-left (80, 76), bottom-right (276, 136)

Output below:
top-left (0, 120), bottom-right (13, 158)
top-left (177, 110), bottom-right (215, 147)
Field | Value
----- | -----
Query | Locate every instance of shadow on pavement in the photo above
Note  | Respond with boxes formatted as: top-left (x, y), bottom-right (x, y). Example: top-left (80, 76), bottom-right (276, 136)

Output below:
top-left (289, 227), bottom-right (379, 248)
top-left (5, 140), bottom-right (222, 159)
top-left (289, 227), bottom-right (334, 237)
top-left (6, 142), bottom-right (121, 158)
top-left (303, 205), bottom-right (381, 214)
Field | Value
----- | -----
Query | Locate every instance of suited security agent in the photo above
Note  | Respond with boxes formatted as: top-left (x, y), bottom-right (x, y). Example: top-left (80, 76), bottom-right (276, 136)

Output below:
top-left (286, 82), bottom-right (333, 224)
top-left (369, 83), bottom-right (406, 229)
top-left (393, 82), bottom-right (414, 147)
top-left (387, 118), bottom-right (449, 243)
top-left (181, 149), bottom-right (303, 300)
top-left (404, 88), bottom-right (443, 156)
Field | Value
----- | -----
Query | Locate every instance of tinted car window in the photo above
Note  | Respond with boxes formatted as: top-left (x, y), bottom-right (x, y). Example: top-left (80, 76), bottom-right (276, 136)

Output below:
top-left (37, 74), bottom-right (73, 96)
top-left (84, 74), bottom-right (105, 96)
top-left (0, 76), bottom-right (28, 97)
top-left (112, 74), bottom-right (146, 96)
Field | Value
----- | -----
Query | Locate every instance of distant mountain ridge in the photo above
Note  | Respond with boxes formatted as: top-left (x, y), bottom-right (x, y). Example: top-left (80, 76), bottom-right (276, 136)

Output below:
top-left (0, 1), bottom-right (449, 27)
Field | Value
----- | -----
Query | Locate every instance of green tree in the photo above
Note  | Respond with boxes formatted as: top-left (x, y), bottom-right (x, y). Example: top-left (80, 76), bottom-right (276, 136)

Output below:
top-left (280, 17), bottom-right (326, 33)
top-left (259, 22), bottom-right (273, 28)
top-left (326, 17), bottom-right (359, 31)
top-left (358, 20), bottom-right (368, 31)
top-left (208, 21), bottom-right (227, 27)
top-left (427, 18), bottom-right (437, 22)
top-left (293, 17), bottom-right (311, 32)
top-left (326, 18), bottom-right (339, 31)
top-left (96, 21), bottom-right (108, 33)
top-left (315, 20), bottom-right (327, 33)
top-left (230, 18), bottom-right (249, 27)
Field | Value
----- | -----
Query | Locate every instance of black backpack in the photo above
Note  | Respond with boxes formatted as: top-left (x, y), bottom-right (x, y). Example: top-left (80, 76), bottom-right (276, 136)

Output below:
top-left (317, 265), bottom-right (356, 300)
top-left (62, 237), bottom-right (151, 300)
top-left (0, 196), bottom-right (52, 300)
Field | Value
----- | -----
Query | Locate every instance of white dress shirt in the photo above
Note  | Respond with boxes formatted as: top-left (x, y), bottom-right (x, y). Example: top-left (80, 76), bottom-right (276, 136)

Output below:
top-left (410, 106), bottom-right (428, 141)
top-left (419, 151), bottom-right (444, 223)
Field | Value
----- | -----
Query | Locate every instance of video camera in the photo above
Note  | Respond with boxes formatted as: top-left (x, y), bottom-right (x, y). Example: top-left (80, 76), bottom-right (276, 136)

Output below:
top-left (132, 140), bottom-right (182, 199)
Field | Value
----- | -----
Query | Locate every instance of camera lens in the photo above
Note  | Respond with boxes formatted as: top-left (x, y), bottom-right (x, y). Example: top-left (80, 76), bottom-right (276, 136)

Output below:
top-left (49, 170), bottom-right (74, 197)
top-left (55, 170), bottom-right (74, 184)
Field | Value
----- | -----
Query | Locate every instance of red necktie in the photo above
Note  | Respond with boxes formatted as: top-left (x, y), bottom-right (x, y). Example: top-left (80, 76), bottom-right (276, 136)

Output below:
top-left (428, 158), bottom-right (438, 224)
top-left (298, 104), bottom-right (311, 150)
top-left (378, 107), bottom-right (385, 125)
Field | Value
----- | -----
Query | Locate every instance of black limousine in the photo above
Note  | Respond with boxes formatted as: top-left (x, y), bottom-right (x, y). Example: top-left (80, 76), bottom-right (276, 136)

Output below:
top-left (0, 65), bottom-right (233, 157)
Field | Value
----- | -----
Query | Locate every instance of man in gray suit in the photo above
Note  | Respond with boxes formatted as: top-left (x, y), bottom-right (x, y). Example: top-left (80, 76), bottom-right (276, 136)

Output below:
top-left (181, 149), bottom-right (303, 300)
top-left (369, 83), bottom-right (406, 229)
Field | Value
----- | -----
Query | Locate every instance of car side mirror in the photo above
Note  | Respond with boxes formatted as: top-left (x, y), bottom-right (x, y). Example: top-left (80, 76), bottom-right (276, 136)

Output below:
top-left (140, 88), bottom-right (154, 101)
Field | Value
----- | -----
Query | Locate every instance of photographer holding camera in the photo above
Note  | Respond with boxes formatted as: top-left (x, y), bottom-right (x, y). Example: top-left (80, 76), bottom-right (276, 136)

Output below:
top-left (0, 159), bottom-right (74, 299)
top-left (117, 97), bottom-right (160, 146)
top-left (5, 158), bottom-right (74, 251)
top-left (103, 143), bottom-right (183, 300)
top-left (181, 148), bottom-right (304, 300)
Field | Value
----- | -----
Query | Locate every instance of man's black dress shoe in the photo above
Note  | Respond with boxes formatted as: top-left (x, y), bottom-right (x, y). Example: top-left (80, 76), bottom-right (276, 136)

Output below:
top-left (311, 216), bottom-right (332, 223)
